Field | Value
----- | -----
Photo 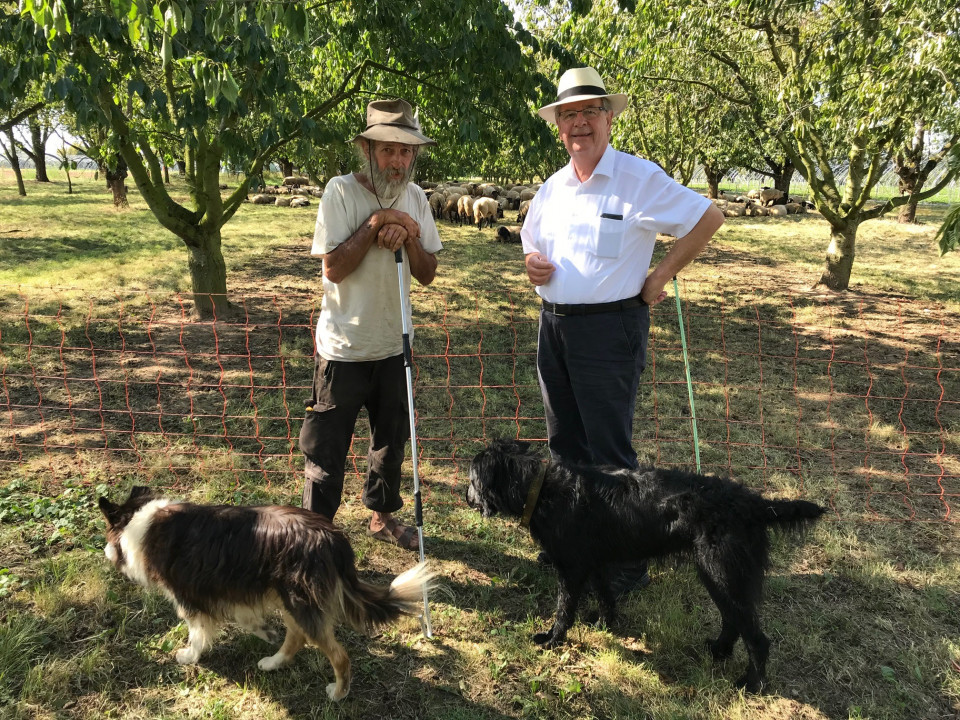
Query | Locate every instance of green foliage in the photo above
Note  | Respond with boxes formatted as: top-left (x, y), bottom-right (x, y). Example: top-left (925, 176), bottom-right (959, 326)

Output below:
top-left (531, 0), bottom-right (960, 288)
top-left (936, 204), bottom-right (960, 256)
top-left (0, 479), bottom-right (108, 550)
top-left (10, 0), bottom-right (554, 314)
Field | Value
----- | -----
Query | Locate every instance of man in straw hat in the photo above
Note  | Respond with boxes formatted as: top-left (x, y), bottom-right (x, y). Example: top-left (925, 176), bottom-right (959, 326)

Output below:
top-left (298, 98), bottom-right (441, 549)
top-left (521, 68), bottom-right (725, 587)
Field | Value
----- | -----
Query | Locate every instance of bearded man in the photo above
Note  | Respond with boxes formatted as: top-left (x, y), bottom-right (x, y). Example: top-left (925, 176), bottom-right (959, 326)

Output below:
top-left (298, 98), bottom-right (441, 549)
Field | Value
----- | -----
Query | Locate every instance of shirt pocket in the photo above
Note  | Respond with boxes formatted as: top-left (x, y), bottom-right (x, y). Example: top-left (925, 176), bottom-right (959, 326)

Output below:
top-left (596, 214), bottom-right (625, 258)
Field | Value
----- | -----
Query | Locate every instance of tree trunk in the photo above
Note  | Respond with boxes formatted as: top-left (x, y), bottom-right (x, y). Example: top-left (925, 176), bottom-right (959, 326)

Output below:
top-left (895, 120), bottom-right (924, 224)
top-left (773, 159), bottom-right (794, 198)
top-left (108, 177), bottom-right (128, 206)
top-left (106, 154), bottom-right (129, 207)
top-left (163, 164), bottom-right (170, 183)
top-left (30, 122), bottom-right (50, 182)
top-left (188, 228), bottom-right (232, 319)
top-left (279, 157), bottom-right (294, 178)
top-left (703, 163), bottom-right (727, 199)
top-left (3, 129), bottom-right (26, 196)
top-left (817, 221), bottom-right (858, 291)
top-left (706, 174), bottom-right (720, 199)
top-left (176, 160), bottom-right (186, 175)
top-left (898, 197), bottom-right (919, 224)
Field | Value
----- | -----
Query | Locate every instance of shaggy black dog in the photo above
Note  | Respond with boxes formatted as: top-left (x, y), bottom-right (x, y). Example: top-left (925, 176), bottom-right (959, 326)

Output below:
top-left (466, 438), bottom-right (825, 692)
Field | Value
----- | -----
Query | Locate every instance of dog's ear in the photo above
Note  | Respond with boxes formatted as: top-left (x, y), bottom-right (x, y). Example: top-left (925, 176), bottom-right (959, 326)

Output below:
top-left (491, 437), bottom-right (533, 455)
top-left (521, 440), bottom-right (542, 456)
top-left (98, 497), bottom-right (120, 526)
top-left (129, 486), bottom-right (154, 501)
top-left (100, 486), bottom-right (154, 527)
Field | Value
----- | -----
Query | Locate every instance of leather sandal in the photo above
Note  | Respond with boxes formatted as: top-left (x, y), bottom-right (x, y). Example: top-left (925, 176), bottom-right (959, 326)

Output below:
top-left (368, 517), bottom-right (418, 551)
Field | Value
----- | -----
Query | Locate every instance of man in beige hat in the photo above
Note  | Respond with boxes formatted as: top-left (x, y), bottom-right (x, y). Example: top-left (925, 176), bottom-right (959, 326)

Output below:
top-left (299, 98), bottom-right (441, 549)
top-left (522, 68), bottom-right (725, 587)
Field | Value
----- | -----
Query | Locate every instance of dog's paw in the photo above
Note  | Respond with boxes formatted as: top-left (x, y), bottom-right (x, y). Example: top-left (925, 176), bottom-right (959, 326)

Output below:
top-left (582, 609), bottom-right (601, 626)
top-left (532, 631), bottom-right (552, 646)
top-left (735, 672), bottom-right (765, 694)
top-left (707, 637), bottom-right (734, 660)
top-left (175, 647), bottom-right (200, 665)
top-left (326, 681), bottom-right (349, 702)
top-left (533, 631), bottom-right (564, 648)
top-left (251, 627), bottom-right (279, 644)
top-left (257, 652), bottom-right (290, 671)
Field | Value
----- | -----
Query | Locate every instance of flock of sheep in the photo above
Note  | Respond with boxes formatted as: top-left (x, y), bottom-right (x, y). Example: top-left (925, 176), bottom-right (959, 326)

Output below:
top-left (712, 187), bottom-right (817, 217)
top-left (245, 176), bottom-right (817, 235)
top-left (420, 180), bottom-right (537, 242)
top-left (249, 176), bottom-right (323, 207)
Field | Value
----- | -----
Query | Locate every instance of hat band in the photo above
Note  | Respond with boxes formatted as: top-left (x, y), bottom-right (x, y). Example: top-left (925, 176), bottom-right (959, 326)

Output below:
top-left (557, 84), bottom-right (607, 101)
top-left (366, 121), bottom-right (420, 131)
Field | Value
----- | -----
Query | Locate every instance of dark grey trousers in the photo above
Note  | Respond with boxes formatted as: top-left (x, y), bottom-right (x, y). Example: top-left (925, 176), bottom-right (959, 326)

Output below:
top-left (299, 354), bottom-right (409, 520)
top-left (536, 304), bottom-right (650, 469)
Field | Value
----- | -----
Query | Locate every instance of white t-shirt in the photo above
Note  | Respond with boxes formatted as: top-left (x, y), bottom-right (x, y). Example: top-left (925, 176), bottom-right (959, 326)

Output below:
top-left (521, 145), bottom-right (712, 304)
top-left (312, 174), bottom-right (442, 361)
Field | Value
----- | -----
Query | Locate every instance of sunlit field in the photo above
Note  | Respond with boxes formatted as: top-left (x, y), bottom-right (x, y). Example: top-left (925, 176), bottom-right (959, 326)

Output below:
top-left (1, 171), bottom-right (959, 720)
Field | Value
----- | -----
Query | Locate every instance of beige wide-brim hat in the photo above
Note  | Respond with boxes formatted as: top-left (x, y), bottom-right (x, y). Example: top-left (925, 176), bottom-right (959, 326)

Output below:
top-left (352, 98), bottom-right (436, 146)
top-left (537, 67), bottom-right (629, 125)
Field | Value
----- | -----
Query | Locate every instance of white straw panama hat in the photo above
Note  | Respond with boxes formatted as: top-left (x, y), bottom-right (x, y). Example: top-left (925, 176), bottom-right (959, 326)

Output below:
top-left (537, 67), bottom-right (629, 125)
top-left (352, 98), bottom-right (436, 146)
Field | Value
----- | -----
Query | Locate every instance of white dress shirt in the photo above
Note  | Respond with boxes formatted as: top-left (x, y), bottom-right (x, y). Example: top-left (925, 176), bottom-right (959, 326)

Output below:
top-left (521, 145), bottom-right (712, 304)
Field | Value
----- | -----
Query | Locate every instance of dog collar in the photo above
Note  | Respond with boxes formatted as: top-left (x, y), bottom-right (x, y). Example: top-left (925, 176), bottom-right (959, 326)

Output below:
top-left (520, 461), bottom-right (547, 529)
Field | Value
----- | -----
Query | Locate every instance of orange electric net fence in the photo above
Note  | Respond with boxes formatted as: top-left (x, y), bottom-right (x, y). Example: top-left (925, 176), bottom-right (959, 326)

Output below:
top-left (0, 284), bottom-right (956, 522)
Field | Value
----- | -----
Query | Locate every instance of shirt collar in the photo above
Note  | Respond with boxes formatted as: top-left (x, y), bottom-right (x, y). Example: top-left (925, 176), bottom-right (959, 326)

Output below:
top-left (562, 144), bottom-right (616, 185)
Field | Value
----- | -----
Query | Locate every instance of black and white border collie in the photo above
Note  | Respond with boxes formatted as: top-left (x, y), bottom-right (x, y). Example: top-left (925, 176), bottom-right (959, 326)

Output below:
top-left (99, 486), bottom-right (435, 701)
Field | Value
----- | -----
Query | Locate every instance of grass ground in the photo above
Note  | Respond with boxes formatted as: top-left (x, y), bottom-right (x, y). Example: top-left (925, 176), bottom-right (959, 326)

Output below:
top-left (1, 171), bottom-right (959, 719)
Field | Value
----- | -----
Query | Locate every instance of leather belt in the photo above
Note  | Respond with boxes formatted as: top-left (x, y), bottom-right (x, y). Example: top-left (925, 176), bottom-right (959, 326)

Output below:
top-left (541, 293), bottom-right (645, 316)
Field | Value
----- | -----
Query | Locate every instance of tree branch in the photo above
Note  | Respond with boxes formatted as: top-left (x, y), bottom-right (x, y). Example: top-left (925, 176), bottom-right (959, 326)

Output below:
top-left (0, 102), bottom-right (45, 133)
top-left (862, 149), bottom-right (960, 221)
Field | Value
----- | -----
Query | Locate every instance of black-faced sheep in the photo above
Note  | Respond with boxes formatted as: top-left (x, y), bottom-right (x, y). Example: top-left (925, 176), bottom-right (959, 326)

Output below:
top-left (472, 197), bottom-right (499, 229)
top-left (458, 194), bottom-right (478, 226)
top-left (478, 183), bottom-right (501, 199)
top-left (496, 225), bottom-right (522, 243)
top-left (517, 199), bottom-right (531, 225)
top-left (429, 191), bottom-right (446, 219)
top-left (442, 194), bottom-right (462, 222)
top-left (502, 189), bottom-right (521, 210)
top-left (760, 188), bottom-right (784, 206)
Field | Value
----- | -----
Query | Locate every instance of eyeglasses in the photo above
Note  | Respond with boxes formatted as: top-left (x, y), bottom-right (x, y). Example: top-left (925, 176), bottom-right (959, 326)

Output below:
top-left (556, 106), bottom-right (607, 123)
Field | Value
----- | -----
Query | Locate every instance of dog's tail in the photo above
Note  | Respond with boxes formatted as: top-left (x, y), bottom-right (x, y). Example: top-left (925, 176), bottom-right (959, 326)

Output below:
top-left (759, 498), bottom-right (826, 532)
top-left (339, 562), bottom-right (437, 633)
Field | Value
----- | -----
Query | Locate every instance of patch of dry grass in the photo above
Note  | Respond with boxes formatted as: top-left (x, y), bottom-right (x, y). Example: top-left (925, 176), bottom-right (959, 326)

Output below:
top-left (1, 175), bottom-right (959, 719)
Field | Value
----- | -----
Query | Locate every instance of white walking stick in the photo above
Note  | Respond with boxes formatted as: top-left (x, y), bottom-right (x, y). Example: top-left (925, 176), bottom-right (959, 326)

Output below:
top-left (394, 248), bottom-right (433, 638)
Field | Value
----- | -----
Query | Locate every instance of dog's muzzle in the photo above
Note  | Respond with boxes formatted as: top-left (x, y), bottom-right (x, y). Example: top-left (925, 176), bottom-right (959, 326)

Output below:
top-left (465, 470), bottom-right (492, 517)
top-left (465, 478), bottom-right (481, 510)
